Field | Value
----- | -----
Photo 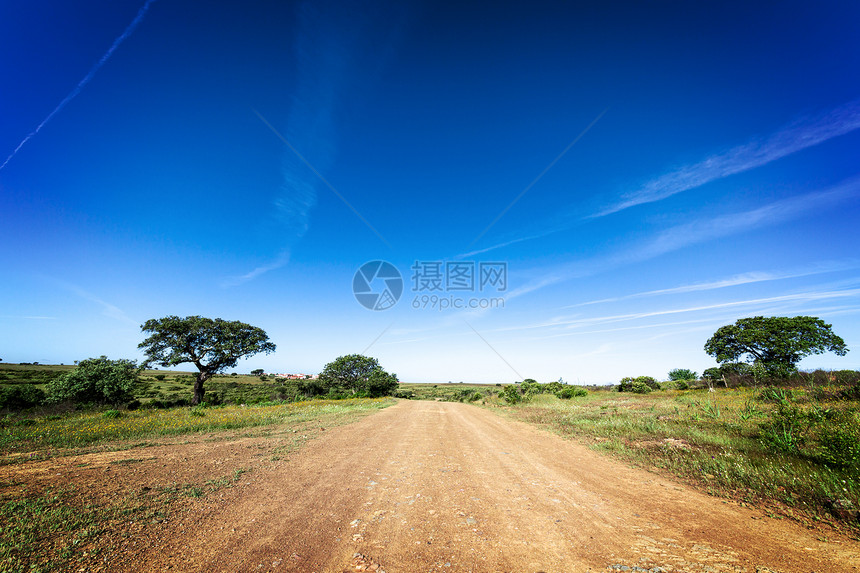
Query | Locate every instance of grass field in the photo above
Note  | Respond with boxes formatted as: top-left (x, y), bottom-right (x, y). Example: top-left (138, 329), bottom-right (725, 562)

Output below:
top-left (492, 383), bottom-right (860, 535)
top-left (0, 397), bottom-right (394, 572)
top-left (0, 398), bottom-right (394, 458)
top-left (3, 363), bottom-right (858, 537)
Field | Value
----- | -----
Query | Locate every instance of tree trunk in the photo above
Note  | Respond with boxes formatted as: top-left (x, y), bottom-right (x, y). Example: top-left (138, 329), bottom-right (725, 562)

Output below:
top-left (192, 371), bottom-right (212, 405)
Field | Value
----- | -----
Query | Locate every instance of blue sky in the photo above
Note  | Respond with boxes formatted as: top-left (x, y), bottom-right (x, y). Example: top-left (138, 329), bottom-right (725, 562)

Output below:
top-left (2, 0), bottom-right (859, 383)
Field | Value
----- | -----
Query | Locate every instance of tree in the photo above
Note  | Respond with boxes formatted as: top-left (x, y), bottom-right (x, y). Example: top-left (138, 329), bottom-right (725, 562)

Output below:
top-left (46, 356), bottom-right (139, 405)
top-left (704, 316), bottom-right (848, 378)
top-left (668, 368), bottom-right (698, 381)
top-left (139, 316), bottom-right (276, 405)
top-left (318, 354), bottom-right (399, 397)
top-left (251, 368), bottom-right (264, 377)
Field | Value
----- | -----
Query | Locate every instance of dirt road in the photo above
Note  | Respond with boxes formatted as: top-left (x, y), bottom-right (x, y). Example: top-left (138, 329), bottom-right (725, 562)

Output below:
top-left (123, 400), bottom-right (859, 572)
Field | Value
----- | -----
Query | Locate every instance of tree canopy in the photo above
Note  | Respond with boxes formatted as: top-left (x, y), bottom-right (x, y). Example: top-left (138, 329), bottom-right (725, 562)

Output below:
top-left (318, 354), bottom-right (399, 397)
top-left (139, 316), bottom-right (276, 405)
top-left (704, 316), bottom-right (848, 377)
top-left (668, 368), bottom-right (698, 381)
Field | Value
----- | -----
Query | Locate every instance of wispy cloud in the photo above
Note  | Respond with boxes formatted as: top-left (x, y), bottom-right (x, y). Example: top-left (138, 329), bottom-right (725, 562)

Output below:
top-left (504, 176), bottom-right (860, 302)
top-left (221, 251), bottom-right (291, 288)
top-left (464, 99), bottom-right (860, 259)
top-left (234, 1), bottom-right (404, 285)
top-left (0, 0), bottom-right (158, 171)
top-left (592, 98), bottom-right (860, 218)
top-left (565, 260), bottom-right (860, 308)
top-left (511, 288), bottom-right (860, 335)
top-left (58, 282), bottom-right (138, 326)
top-left (635, 176), bottom-right (860, 260)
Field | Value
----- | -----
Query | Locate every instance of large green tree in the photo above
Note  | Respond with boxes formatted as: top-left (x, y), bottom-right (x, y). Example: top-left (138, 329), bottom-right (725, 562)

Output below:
top-left (704, 316), bottom-right (848, 377)
top-left (318, 354), bottom-right (399, 397)
top-left (139, 316), bottom-right (276, 405)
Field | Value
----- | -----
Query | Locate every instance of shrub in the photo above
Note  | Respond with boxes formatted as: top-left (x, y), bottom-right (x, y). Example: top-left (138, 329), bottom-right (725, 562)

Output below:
top-left (0, 384), bottom-right (46, 410)
top-left (46, 356), bottom-right (139, 405)
top-left (818, 410), bottom-right (860, 472)
top-left (154, 374), bottom-right (166, 381)
top-left (630, 380), bottom-right (652, 394)
top-left (839, 382), bottom-right (860, 401)
top-left (618, 376), bottom-right (659, 392)
top-left (469, 391), bottom-right (483, 402)
top-left (519, 380), bottom-right (542, 398)
top-left (102, 409), bottom-right (121, 419)
top-left (557, 386), bottom-right (587, 399)
top-left (759, 401), bottom-right (811, 454)
top-left (501, 385), bottom-right (523, 404)
top-left (543, 381), bottom-right (564, 395)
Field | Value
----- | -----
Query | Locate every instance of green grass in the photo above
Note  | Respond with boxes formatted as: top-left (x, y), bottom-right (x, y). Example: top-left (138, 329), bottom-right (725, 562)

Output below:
top-left (0, 397), bottom-right (393, 571)
top-left (496, 387), bottom-right (860, 532)
top-left (1, 398), bottom-right (394, 459)
top-left (0, 465), bottom-right (255, 573)
top-left (398, 382), bottom-right (500, 401)
top-left (0, 487), bottom-right (118, 573)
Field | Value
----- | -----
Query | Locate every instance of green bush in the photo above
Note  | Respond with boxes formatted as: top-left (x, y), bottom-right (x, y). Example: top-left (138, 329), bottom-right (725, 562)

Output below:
top-left (668, 368), bottom-right (697, 381)
top-left (759, 401), bottom-right (811, 453)
top-left (557, 386), bottom-right (587, 399)
top-left (630, 381), bottom-right (652, 394)
top-left (46, 356), bottom-right (139, 405)
top-left (469, 391), bottom-right (483, 402)
top-left (0, 384), bottom-right (46, 410)
top-left (818, 410), bottom-right (860, 472)
top-left (618, 376), bottom-right (659, 392)
top-left (501, 385), bottom-right (523, 404)
top-left (543, 381), bottom-right (564, 395)
top-left (102, 409), bottom-right (121, 419)
top-left (154, 374), bottom-right (166, 381)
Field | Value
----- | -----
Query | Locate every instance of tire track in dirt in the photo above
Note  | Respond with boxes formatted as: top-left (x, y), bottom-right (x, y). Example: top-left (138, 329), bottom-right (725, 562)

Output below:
top-left (122, 400), bottom-right (860, 572)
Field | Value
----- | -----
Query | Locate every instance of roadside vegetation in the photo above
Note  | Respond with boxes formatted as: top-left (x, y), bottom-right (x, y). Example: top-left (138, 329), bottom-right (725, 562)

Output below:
top-left (0, 398), bottom-right (393, 456)
top-left (492, 370), bottom-right (860, 534)
top-left (0, 397), bottom-right (392, 572)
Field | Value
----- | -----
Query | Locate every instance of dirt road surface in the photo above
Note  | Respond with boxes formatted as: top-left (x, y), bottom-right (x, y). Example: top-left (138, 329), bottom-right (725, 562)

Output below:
top-left (119, 400), bottom-right (859, 572)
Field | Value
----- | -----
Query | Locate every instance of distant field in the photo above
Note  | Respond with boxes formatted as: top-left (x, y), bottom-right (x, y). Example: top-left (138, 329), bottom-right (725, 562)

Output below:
top-left (0, 363), bottom-right (321, 406)
top-left (397, 381), bottom-right (502, 401)
top-left (0, 364), bottom-right (512, 406)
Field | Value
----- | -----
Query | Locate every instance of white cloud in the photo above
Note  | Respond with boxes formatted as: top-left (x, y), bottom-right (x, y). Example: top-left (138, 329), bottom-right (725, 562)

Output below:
top-left (592, 98), bottom-right (860, 217)
top-left (505, 177), bottom-right (860, 302)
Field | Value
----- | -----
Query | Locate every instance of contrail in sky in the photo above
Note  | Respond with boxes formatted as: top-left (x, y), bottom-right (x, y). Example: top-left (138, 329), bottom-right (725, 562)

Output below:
top-left (0, 0), bottom-right (157, 172)
top-left (591, 98), bottom-right (860, 217)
